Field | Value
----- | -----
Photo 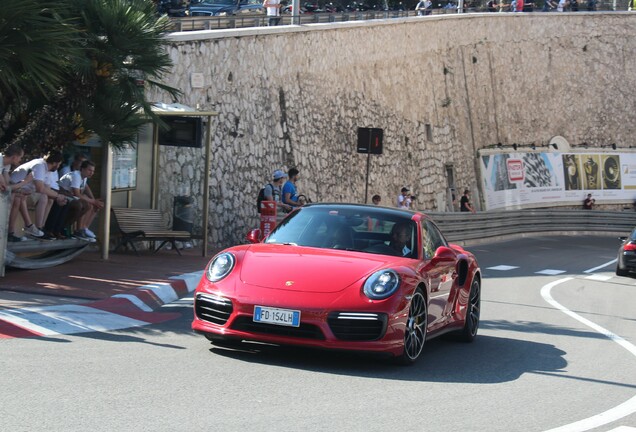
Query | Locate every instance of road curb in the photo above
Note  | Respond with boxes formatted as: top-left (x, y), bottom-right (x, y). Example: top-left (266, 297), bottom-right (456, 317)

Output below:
top-left (0, 271), bottom-right (203, 339)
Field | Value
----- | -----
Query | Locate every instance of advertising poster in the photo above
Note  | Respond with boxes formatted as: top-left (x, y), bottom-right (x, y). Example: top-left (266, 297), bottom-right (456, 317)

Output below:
top-left (480, 151), bottom-right (634, 210)
top-left (111, 143), bottom-right (138, 190)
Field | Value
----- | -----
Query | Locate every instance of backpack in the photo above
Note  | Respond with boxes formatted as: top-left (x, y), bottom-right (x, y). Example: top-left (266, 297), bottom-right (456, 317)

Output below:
top-left (256, 183), bottom-right (274, 213)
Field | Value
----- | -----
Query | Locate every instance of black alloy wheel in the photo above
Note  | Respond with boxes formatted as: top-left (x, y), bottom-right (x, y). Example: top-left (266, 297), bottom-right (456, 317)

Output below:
top-left (395, 288), bottom-right (427, 365)
top-left (458, 278), bottom-right (480, 342)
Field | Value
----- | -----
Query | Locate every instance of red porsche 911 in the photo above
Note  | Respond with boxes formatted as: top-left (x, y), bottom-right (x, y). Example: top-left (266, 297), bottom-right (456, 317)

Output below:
top-left (192, 203), bottom-right (481, 364)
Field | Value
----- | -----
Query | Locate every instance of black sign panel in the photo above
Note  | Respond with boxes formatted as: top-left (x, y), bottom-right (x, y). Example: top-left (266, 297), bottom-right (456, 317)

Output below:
top-left (357, 127), bottom-right (383, 155)
top-left (158, 116), bottom-right (203, 148)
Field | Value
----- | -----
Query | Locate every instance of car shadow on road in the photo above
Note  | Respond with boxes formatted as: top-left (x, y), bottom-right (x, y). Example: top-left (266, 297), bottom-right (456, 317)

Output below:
top-left (205, 331), bottom-right (569, 384)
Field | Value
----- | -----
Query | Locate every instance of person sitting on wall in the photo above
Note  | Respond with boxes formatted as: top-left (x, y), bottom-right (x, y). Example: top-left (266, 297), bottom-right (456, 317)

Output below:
top-left (58, 160), bottom-right (103, 240)
top-left (9, 151), bottom-right (67, 240)
top-left (583, 193), bottom-right (595, 210)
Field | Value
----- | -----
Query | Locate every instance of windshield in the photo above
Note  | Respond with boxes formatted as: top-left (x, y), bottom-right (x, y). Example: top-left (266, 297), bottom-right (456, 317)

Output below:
top-left (265, 205), bottom-right (419, 258)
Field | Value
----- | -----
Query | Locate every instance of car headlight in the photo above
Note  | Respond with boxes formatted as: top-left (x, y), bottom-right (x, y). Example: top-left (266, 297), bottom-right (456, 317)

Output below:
top-left (363, 269), bottom-right (400, 300)
top-left (216, 11), bottom-right (228, 16)
top-left (206, 252), bottom-right (235, 282)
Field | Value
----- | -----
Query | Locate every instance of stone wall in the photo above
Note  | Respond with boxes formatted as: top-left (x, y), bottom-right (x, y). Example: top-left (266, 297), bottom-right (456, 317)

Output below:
top-left (147, 13), bottom-right (636, 249)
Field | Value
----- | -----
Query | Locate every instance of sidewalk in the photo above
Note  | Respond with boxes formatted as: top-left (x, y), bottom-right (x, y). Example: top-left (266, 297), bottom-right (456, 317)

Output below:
top-left (0, 245), bottom-right (215, 310)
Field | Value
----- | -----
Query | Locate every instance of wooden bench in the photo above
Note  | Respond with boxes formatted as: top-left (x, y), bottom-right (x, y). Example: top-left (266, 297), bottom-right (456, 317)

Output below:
top-left (111, 207), bottom-right (196, 255)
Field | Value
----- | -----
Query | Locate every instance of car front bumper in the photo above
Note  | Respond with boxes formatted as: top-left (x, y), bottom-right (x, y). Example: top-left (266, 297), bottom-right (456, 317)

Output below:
top-left (191, 291), bottom-right (408, 356)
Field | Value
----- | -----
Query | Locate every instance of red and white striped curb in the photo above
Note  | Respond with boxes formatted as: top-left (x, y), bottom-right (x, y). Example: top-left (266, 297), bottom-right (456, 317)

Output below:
top-left (0, 271), bottom-right (203, 339)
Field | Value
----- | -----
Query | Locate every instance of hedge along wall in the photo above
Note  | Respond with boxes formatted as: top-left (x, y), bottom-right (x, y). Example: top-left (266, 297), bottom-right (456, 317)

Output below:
top-left (147, 12), bottom-right (636, 249)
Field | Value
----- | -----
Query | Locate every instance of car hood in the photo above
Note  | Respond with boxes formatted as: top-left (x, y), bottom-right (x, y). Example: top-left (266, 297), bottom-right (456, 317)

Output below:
top-left (238, 244), bottom-right (399, 293)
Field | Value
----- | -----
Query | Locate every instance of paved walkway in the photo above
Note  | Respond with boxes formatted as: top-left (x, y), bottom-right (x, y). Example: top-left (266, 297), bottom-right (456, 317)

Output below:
top-left (0, 246), bottom-right (216, 339)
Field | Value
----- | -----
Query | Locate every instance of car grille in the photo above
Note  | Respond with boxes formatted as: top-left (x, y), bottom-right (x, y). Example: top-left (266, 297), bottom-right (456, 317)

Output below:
top-left (327, 312), bottom-right (388, 341)
top-left (231, 316), bottom-right (325, 340)
top-left (195, 293), bottom-right (233, 325)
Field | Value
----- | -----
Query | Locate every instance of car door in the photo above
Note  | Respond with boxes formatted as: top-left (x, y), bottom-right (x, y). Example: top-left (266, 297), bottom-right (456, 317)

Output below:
top-left (422, 220), bottom-right (456, 331)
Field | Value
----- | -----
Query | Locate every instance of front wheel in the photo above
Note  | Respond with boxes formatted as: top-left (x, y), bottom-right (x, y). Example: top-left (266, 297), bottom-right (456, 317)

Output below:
top-left (394, 288), bottom-right (427, 365)
top-left (458, 278), bottom-right (480, 342)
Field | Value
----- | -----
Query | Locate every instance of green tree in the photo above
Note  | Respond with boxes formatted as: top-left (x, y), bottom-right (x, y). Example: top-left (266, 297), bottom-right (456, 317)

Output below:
top-left (0, 0), bottom-right (179, 155)
top-left (0, 1), bottom-right (80, 145)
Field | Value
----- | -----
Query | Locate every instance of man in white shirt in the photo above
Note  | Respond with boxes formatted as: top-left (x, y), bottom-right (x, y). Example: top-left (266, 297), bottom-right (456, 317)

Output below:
top-left (263, 0), bottom-right (281, 26)
top-left (58, 160), bottom-right (103, 240)
top-left (9, 150), bottom-right (67, 240)
top-left (0, 144), bottom-right (26, 193)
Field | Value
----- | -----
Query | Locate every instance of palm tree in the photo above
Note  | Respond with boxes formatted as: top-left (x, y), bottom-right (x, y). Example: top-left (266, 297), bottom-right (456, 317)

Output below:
top-left (1, 0), bottom-right (179, 154)
top-left (0, 0), bottom-right (80, 146)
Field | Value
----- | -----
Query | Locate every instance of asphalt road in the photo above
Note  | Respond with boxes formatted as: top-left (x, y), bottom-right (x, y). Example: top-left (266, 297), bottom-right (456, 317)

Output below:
top-left (1, 235), bottom-right (635, 432)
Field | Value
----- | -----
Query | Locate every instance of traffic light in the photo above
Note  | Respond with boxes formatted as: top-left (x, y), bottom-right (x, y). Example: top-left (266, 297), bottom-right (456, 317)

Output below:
top-left (357, 127), bottom-right (383, 155)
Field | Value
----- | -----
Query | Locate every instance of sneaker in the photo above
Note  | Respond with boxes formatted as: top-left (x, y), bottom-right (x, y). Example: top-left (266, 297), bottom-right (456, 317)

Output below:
top-left (74, 229), bottom-right (96, 243)
top-left (24, 224), bottom-right (44, 237)
top-left (84, 228), bottom-right (96, 239)
top-left (7, 233), bottom-right (27, 242)
top-left (39, 232), bottom-right (56, 241)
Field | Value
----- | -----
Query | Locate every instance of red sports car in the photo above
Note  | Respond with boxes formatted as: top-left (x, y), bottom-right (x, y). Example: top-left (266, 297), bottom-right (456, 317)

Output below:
top-left (192, 203), bottom-right (481, 364)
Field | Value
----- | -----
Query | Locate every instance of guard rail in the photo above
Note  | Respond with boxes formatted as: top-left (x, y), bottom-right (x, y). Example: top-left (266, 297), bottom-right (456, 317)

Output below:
top-left (426, 209), bottom-right (635, 246)
top-left (169, 3), bottom-right (634, 32)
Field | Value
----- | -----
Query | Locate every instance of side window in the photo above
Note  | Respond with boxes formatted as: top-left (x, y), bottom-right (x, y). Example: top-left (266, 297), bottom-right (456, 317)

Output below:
top-left (421, 223), bottom-right (435, 260)
top-left (425, 220), bottom-right (446, 254)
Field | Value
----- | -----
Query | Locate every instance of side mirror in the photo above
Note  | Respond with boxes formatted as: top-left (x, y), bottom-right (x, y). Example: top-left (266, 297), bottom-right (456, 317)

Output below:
top-left (246, 229), bottom-right (261, 244)
top-left (432, 246), bottom-right (455, 262)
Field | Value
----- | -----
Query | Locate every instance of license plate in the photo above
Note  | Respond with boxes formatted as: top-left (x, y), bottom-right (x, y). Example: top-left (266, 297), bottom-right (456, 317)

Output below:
top-left (253, 306), bottom-right (301, 327)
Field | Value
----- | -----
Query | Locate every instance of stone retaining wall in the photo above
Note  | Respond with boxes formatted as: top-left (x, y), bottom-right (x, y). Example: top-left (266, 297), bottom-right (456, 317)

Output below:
top-left (147, 13), bottom-right (636, 248)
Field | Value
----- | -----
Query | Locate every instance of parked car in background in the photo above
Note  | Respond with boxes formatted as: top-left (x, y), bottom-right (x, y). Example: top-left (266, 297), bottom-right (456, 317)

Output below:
top-left (157, 0), bottom-right (190, 16)
top-left (616, 228), bottom-right (636, 276)
top-left (192, 203), bottom-right (481, 364)
top-left (282, 4), bottom-right (306, 13)
top-left (189, 0), bottom-right (263, 16)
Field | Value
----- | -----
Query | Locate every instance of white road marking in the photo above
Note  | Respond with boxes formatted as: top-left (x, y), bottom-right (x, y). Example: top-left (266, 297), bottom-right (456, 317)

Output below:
top-left (536, 269), bottom-right (567, 275)
top-left (585, 274), bottom-right (613, 282)
top-left (608, 427), bottom-right (636, 431)
top-left (486, 265), bottom-right (519, 271)
top-left (583, 259), bottom-right (617, 273)
top-left (541, 277), bottom-right (636, 432)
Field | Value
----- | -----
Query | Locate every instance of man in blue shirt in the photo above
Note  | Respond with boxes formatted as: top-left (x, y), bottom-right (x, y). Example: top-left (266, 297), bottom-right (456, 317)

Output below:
top-left (282, 167), bottom-right (304, 208)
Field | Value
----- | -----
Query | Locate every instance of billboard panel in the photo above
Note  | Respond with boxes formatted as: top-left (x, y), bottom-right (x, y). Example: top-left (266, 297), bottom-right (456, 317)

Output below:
top-left (480, 151), bottom-right (633, 210)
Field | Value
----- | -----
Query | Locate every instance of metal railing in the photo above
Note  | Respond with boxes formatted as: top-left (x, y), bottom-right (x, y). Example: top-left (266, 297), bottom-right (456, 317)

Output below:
top-left (427, 208), bottom-right (635, 246)
top-left (169, 3), bottom-right (634, 32)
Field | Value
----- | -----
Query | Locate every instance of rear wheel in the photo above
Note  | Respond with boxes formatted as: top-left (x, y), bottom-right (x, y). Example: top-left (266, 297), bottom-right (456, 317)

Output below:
top-left (458, 278), bottom-right (480, 342)
top-left (395, 288), bottom-right (427, 365)
top-left (616, 264), bottom-right (629, 277)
